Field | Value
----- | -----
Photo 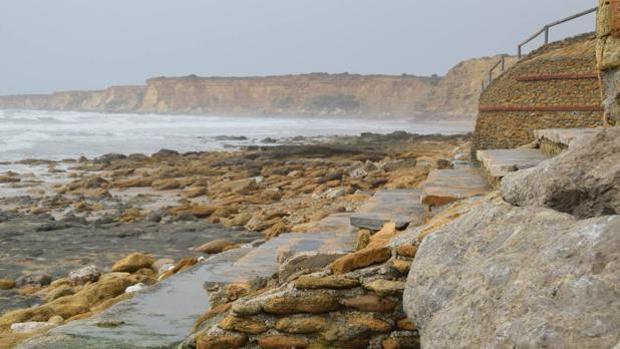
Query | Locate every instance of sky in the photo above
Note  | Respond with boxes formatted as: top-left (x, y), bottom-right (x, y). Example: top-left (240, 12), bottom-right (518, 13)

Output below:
top-left (0, 0), bottom-right (597, 95)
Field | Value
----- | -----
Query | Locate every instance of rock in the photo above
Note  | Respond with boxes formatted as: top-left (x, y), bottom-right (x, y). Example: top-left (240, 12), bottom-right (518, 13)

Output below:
top-left (95, 153), bottom-right (126, 163)
top-left (48, 315), bottom-right (64, 325)
top-left (330, 246), bottom-right (391, 274)
top-left (220, 212), bottom-right (252, 228)
top-left (502, 128), bottom-right (620, 218)
top-left (355, 230), bottom-right (371, 250)
top-left (195, 239), bottom-right (236, 254)
top-left (10, 321), bottom-right (54, 333)
top-left (340, 294), bottom-right (397, 312)
top-left (395, 244), bottom-right (417, 258)
top-left (390, 259), bottom-right (411, 274)
top-left (0, 278), bottom-right (16, 290)
top-left (151, 149), bottom-right (180, 158)
top-left (274, 316), bottom-right (328, 334)
top-left (111, 253), bottom-right (155, 273)
top-left (396, 318), bottom-right (417, 331)
top-left (152, 258), bottom-right (175, 273)
top-left (382, 158), bottom-right (417, 172)
top-left (404, 200), bottom-right (620, 349)
top-left (231, 298), bottom-right (263, 316)
top-left (262, 290), bottom-right (340, 314)
top-left (15, 272), bottom-right (52, 287)
top-left (261, 137), bottom-right (278, 144)
top-left (114, 177), bottom-right (153, 189)
top-left (145, 211), bottom-right (162, 223)
top-left (294, 275), bottom-right (360, 290)
top-left (321, 325), bottom-right (371, 347)
top-left (321, 187), bottom-right (346, 199)
top-left (68, 265), bottom-right (101, 285)
top-left (44, 285), bottom-right (74, 302)
top-left (211, 178), bottom-right (258, 195)
top-left (182, 186), bottom-right (208, 198)
top-left (257, 335), bottom-right (309, 349)
top-left (18, 284), bottom-right (41, 296)
top-left (152, 178), bottom-right (183, 191)
top-left (125, 283), bottom-right (148, 293)
top-left (436, 159), bottom-right (453, 169)
top-left (347, 314), bottom-right (392, 333)
top-left (381, 335), bottom-right (420, 349)
top-left (218, 315), bottom-right (268, 334)
top-left (363, 279), bottom-right (405, 295)
top-left (196, 331), bottom-right (248, 349)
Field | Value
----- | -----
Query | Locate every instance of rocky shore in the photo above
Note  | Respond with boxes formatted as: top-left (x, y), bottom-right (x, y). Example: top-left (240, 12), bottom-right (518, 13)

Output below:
top-left (2, 126), bottom-right (616, 349)
top-left (0, 132), bottom-right (468, 348)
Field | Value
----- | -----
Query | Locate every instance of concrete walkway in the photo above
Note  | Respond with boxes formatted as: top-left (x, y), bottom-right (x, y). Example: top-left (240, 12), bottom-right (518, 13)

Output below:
top-left (477, 149), bottom-right (549, 179)
top-left (421, 168), bottom-right (490, 207)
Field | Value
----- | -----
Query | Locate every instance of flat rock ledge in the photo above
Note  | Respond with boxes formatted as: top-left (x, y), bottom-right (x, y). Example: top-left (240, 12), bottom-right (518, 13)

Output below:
top-left (404, 200), bottom-right (620, 349)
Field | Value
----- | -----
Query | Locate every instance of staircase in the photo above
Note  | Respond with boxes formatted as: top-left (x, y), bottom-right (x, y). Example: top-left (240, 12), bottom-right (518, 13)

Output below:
top-left (473, 6), bottom-right (604, 158)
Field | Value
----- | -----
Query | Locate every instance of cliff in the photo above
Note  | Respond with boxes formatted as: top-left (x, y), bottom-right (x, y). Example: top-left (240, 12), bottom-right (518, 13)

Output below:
top-left (0, 56), bottom-right (513, 119)
top-left (0, 86), bottom-right (145, 113)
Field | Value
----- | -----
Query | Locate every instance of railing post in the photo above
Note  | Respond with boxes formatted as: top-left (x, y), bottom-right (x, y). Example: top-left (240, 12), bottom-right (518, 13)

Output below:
top-left (501, 56), bottom-right (505, 71)
top-left (544, 26), bottom-right (549, 44)
top-left (518, 45), bottom-right (522, 59)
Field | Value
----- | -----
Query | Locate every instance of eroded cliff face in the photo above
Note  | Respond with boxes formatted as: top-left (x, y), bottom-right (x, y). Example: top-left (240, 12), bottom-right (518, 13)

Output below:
top-left (0, 86), bottom-right (145, 113)
top-left (0, 56), bottom-right (511, 118)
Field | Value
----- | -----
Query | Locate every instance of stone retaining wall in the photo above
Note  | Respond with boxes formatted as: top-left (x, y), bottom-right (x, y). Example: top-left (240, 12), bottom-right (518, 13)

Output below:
top-left (190, 224), bottom-right (423, 349)
top-left (473, 34), bottom-right (604, 155)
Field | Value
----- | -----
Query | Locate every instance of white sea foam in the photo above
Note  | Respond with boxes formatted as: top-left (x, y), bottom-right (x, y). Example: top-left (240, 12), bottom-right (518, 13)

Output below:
top-left (0, 109), bottom-right (474, 162)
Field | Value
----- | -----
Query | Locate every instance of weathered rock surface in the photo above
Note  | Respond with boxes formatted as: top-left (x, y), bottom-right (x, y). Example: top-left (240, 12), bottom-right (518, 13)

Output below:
top-left (502, 128), bottom-right (620, 218)
top-left (404, 200), bottom-right (620, 349)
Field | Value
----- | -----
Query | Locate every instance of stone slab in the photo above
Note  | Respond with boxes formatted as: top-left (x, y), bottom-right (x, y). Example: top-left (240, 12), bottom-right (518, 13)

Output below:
top-left (476, 149), bottom-right (549, 178)
top-left (350, 189), bottom-right (425, 230)
top-left (534, 127), bottom-right (602, 146)
top-left (276, 214), bottom-right (358, 280)
top-left (305, 213), bottom-right (356, 234)
top-left (20, 248), bottom-right (254, 349)
top-left (421, 168), bottom-right (490, 207)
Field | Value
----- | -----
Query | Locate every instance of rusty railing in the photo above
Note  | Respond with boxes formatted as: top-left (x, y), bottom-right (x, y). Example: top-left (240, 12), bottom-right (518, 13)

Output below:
top-left (517, 7), bottom-right (598, 58)
top-left (481, 55), bottom-right (508, 91)
top-left (481, 7), bottom-right (598, 93)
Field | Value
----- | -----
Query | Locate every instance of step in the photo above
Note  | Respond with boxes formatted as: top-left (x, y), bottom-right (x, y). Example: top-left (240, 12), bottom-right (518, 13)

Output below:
top-left (20, 248), bottom-right (256, 349)
top-left (421, 168), bottom-right (490, 207)
top-left (535, 128), bottom-right (602, 147)
top-left (350, 189), bottom-right (425, 230)
top-left (476, 149), bottom-right (550, 179)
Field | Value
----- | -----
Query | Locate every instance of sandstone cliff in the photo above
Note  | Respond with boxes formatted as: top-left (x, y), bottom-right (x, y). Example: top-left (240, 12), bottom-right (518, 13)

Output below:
top-left (0, 56), bottom-right (512, 119)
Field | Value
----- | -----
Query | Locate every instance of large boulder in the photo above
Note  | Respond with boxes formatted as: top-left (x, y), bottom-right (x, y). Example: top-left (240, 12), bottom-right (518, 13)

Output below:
top-left (502, 128), bottom-right (620, 218)
top-left (404, 200), bottom-right (620, 349)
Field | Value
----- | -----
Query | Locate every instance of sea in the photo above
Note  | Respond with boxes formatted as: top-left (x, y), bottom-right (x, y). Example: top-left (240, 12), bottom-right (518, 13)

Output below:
top-left (0, 109), bottom-right (474, 162)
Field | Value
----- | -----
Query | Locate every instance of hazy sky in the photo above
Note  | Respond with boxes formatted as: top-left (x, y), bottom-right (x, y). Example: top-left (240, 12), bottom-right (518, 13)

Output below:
top-left (0, 0), bottom-right (596, 95)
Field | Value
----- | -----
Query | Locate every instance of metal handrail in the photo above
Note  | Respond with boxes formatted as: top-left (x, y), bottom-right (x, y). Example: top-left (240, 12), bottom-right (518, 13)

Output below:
top-left (481, 56), bottom-right (507, 91)
top-left (518, 7), bottom-right (598, 58)
top-left (481, 7), bottom-right (598, 93)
